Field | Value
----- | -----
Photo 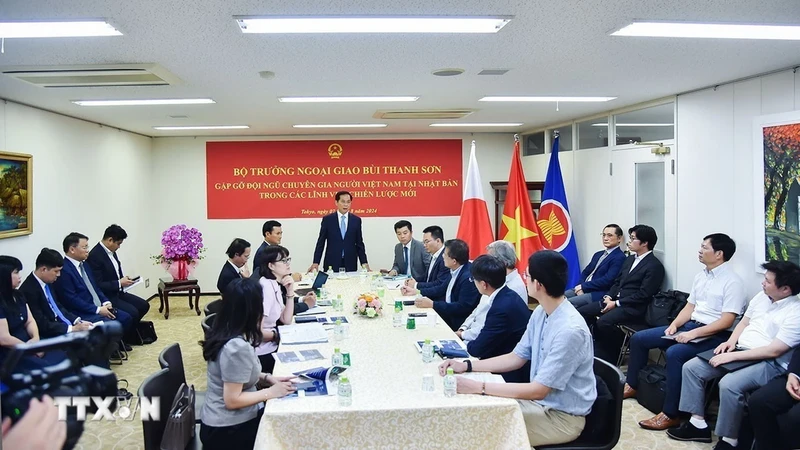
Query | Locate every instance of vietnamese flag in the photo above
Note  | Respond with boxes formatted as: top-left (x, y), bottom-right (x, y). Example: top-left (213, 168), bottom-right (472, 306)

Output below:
top-left (456, 141), bottom-right (494, 260)
top-left (500, 138), bottom-right (545, 274)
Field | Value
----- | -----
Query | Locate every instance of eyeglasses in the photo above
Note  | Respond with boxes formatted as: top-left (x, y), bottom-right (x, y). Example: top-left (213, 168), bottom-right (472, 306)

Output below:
top-left (601, 233), bottom-right (617, 238)
top-left (277, 257), bottom-right (292, 264)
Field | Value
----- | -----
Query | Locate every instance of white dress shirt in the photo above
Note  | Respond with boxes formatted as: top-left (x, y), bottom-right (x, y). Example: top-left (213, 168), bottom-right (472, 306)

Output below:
top-left (445, 265), bottom-right (463, 304)
top-left (737, 292), bottom-right (800, 370)
top-left (426, 246), bottom-right (444, 280)
top-left (102, 242), bottom-right (123, 289)
top-left (228, 260), bottom-right (243, 276)
top-left (687, 262), bottom-right (746, 325)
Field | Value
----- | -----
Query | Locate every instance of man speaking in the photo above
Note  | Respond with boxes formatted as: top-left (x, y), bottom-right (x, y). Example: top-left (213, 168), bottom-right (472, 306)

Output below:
top-left (309, 191), bottom-right (370, 273)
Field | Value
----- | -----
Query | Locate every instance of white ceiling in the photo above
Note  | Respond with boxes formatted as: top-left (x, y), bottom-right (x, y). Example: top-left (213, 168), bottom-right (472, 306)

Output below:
top-left (0, 0), bottom-right (798, 137)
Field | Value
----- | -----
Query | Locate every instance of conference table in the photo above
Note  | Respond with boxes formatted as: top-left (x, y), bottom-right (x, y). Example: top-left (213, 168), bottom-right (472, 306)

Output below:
top-left (254, 274), bottom-right (531, 449)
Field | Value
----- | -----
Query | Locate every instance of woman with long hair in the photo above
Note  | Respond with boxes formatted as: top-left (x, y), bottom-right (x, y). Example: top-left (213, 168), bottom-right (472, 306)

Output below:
top-left (0, 255), bottom-right (65, 373)
top-left (254, 245), bottom-right (304, 373)
top-left (199, 277), bottom-right (294, 450)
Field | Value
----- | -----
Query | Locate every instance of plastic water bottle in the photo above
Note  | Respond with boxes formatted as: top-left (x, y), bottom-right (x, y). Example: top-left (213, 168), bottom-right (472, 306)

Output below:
top-left (422, 339), bottom-right (435, 364)
top-left (331, 347), bottom-right (344, 366)
top-left (393, 300), bottom-right (403, 327)
top-left (327, 266), bottom-right (334, 277)
top-left (338, 376), bottom-right (352, 406)
top-left (443, 368), bottom-right (457, 397)
top-left (359, 266), bottom-right (368, 282)
top-left (336, 294), bottom-right (344, 312)
top-left (334, 319), bottom-right (345, 342)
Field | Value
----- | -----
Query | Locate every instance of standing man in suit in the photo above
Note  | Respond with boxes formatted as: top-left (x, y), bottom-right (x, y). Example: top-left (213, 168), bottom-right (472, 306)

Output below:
top-left (385, 220), bottom-right (431, 281)
top-left (217, 238), bottom-right (251, 293)
top-left (308, 191), bottom-right (369, 273)
top-left (252, 220), bottom-right (281, 279)
top-left (21, 248), bottom-right (93, 338)
top-left (464, 254), bottom-right (532, 382)
top-left (401, 226), bottom-right (451, 301)
top-left (748, 346), bottom-right (800, 450)
top-left (413, 239), bottom-right (481, 331)
top-left (567, 224), bottom-right (626, 308)
top-left (577, 224), bottom-right (665, 363)
top-left (87, 225), bottom-right (150, 338)
top-left (54, 232), bottom-right (134, 349)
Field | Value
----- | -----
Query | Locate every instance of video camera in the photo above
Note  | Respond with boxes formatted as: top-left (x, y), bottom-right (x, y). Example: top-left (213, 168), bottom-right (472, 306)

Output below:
top-left (0, 321), bottom-right (122, 450)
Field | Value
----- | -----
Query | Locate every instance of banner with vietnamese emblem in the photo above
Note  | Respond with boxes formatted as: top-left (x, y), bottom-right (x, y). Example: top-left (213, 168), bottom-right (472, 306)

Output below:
top-left (206, 140), bottom-right (463, 219)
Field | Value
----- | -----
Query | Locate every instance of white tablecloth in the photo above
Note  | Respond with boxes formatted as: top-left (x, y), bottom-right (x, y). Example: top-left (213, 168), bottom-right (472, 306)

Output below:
top-left (254, 276), bottom-right (531, 449)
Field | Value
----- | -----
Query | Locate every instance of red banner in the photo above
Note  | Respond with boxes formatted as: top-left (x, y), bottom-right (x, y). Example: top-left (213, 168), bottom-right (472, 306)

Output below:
top-left (206, 140), bottom-right (463, 219)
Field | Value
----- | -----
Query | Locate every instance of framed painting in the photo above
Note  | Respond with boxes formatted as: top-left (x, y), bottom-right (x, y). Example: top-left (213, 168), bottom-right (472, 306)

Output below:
top-left (754, 110), bottom-right (800, 270)
top-left (0, 151), bottom-right (32, 239)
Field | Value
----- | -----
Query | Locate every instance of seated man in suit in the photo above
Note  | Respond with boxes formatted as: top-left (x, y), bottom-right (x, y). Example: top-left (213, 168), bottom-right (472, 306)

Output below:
top-left (384, 220), bottom-right (431, 282)
top-left (626, 233), bottom-right (746, 431)
top-left (401, 225), bottom-right (451, 301)
top-left (21, 248), bottom-right (94, 338)
top-left (748, 346), bottom-right (800, 450)
top-left (439, 250), bottom-right (596, 447)
top-left (413, 239), bottom-right (481, 331)
top-left (567, 224), bottom-right (626, 308)
top-left (458, 240), bottom-right (528, 342)
top-left (463, 254), bottom-right (531, 382)
top-left (667, 261), bottom-right (800, 450)
top-left (87, 224), bottom-right (150, 342)
top-left (54, 232), bottom-right (134, 350)
top-left (217, 238), bottom-right (251, 293)
top-left (308, 190), bottom-right (370, 273)
top-left (252, 220), bottom-right (281, 279)
top-left (577, 224), bottom-right (665, 363)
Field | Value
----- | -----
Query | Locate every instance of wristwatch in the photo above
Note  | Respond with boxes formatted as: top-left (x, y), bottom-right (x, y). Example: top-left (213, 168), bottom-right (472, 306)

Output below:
top-left (464, 359), bottom-right (472, 373)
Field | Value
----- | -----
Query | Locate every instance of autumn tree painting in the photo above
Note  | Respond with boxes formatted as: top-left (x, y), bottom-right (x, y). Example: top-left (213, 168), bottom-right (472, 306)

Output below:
top-left (764, 123), bottom-right (800, 262)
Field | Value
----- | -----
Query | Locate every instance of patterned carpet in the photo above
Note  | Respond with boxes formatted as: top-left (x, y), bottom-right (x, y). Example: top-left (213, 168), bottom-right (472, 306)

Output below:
top-left (75, 296), bottom-right (715, 450)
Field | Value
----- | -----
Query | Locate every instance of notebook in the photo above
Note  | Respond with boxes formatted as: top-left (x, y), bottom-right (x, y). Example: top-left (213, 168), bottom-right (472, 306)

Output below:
top-left (696, 349), bottom-right (760, 372)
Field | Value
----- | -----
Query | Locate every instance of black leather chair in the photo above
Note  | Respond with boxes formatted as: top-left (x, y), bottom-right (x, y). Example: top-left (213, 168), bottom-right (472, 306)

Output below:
top-left (201, 313), bottom-right (215, 337)
top-left (204, 299), bottom-right (222, 316)
top-left (158, 343), bottom-right (206, 423)
top-left (536, 358), bottom-right (624, 450)
top-left (138, 368), bottom-right (202, 450)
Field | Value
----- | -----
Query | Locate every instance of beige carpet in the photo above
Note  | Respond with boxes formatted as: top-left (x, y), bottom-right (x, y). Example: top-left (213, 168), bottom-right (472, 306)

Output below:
top-left (74, 296), bottom-right (715, 450)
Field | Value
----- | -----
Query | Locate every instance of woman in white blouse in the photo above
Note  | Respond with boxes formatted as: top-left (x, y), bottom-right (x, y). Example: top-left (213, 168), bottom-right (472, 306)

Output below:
top-left (254, 245), bottom-right (297, 373)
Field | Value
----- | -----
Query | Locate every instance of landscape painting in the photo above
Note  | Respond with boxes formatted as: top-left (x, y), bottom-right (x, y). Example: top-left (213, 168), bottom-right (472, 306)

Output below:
top-left (763, 122), bottom-right (800, 263)
top-left (0, 151), bottom-right (32, 239)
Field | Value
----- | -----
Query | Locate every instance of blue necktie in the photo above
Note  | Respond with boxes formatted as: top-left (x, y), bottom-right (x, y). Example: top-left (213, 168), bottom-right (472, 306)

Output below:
top-left (339, 215), bottom-right (346, 257)
top-left (403, 246), bottom-right (410, 275)
top-left (45, 285), bottom-right (71, 325)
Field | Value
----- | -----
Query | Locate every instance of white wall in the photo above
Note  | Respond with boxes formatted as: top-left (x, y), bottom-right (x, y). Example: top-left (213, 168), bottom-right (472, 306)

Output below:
top-left (0, 101), bottom-right (154, 297)
top-left (676, 69), bottom-right (800, 297)
top-left (150, 133), bottom-right (517, 292)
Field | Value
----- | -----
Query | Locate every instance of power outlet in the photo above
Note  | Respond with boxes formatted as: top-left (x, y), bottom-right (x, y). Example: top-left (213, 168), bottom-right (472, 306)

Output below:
top-left (145, 278), bottom-right (150, 288)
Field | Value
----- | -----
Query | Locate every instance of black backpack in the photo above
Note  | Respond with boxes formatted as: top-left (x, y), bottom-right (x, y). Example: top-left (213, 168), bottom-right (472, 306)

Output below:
top-left (645, 290), bottom-right (689, 327)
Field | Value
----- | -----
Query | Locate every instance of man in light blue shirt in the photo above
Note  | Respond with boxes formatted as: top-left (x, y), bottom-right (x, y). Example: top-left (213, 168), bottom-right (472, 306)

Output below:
top-left (440, 250), bottom-right (597, 446)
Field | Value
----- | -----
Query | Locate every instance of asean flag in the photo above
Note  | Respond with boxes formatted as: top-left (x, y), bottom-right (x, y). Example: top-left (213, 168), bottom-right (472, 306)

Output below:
top-left (500, 138), bottom-right (546, 274)
top-left (456, 141), bottom-right (494, 260)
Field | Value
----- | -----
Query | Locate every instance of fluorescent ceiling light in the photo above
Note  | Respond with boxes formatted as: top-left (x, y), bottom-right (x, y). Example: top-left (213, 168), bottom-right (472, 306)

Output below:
top-left (429, 123), bottom-right (523, 127)
top-left (73, 98), bottom-right (215, 106)
top-left (153, 125), bottom-right (250, 131)
top-left (293, 124), bottom-right (388, 128)
top-left (594, 122), bottom-right (673, 127)
top-left (235, 16), bottom-right (512, 34)
top-left (611, 21), bottom-right (800, 40)
top-left (0, 21), bottom-right (121, 38)
top-left (479, 96), bottom-right (616, 102)
top-left (279, 96), bottom-right (419, 103)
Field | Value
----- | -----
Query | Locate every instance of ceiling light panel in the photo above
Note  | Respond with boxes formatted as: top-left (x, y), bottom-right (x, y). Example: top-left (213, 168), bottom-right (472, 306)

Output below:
top-left (479, 96), bottom-right (616, 102)
top-left (0, 21), bottom-right (121, 38)
top-left (612, 21), bottom-right (800, 40)
top-left (235, 16), bottom-right (512, 34)
top-left (73, 98), bottom-right (215, 106)
top-left (279, 96), bottom-right (418, 103)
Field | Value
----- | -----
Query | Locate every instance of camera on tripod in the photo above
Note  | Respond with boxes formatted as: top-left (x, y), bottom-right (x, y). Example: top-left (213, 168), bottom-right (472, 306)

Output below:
top-left (0, 321), bottom-right (122, 450)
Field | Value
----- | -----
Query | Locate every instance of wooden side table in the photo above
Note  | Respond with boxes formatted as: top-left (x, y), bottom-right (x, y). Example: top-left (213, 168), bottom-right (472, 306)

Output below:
top-left (157, 278), bottom-right (201, 319)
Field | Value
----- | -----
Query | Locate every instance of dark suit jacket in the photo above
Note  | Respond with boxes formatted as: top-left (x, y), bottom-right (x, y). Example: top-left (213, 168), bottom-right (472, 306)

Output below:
top-left (19, 273), bottom-right (77, 338)
top-left (606, 252), bottom-right (665, 312)
top-left (417, 250), bottom-right (451, 302)
top-left (87, 243), bottom-right (123, 299)
top-left (217, 261), bottom-right (242, 294)
top-left (313, 212), bottom-right (368, 272)
top-left (789, 348), bottom-right (800, 378)
top-left (432, 262), bottom-right (481, 331)
top-left (466, 286), bottom-right (531, 360)
top-left (251, 241), bottom-right (271, 279)
top-left (391, 239), bottom-right (431, 282)
top-left (578, 247), bottom-right (626, 302)
top-left (54, 258), bottom-right (110, 317)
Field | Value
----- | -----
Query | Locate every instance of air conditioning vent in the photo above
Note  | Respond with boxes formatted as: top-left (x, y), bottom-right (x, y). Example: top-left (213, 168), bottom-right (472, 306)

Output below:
top-left (373, 109), bottom-right (475, 120)
top-left (478, 69), bottom-right (510, 75)
top-left (1, 63), bottom-right (182, 88)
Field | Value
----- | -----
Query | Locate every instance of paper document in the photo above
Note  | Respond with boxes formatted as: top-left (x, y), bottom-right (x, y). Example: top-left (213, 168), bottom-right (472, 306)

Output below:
top-left (123, 278), bottom-right (142, 292)
top-left (278, 323), bottom-right (329, 345)
top-left (296, 306), bottom-right (325, 316)
top-left (274, 349), bottom-right (325, 363)
top-left (458, 372), bottom-right (505, 384)
top-left (414, 339), bottom-right (466, 353)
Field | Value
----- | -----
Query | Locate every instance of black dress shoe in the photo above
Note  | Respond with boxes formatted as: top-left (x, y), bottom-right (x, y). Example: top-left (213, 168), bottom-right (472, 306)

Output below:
top-left (122, 342), bottom-right (133, 351)
top-left (713, 441), bottom-right (736, 450)
top-left (666, 422), bottom-right (712, 443)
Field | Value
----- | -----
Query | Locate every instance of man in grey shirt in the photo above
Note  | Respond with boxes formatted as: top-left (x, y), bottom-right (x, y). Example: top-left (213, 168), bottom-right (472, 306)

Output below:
top-left (439, 250), bottom-right (597, 447)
